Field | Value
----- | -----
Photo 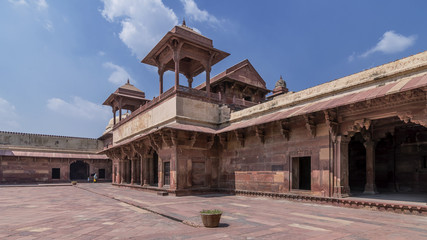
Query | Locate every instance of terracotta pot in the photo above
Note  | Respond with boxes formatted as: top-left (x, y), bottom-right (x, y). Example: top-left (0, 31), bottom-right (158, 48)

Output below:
top-left (200, 213), bottom-right (221, 228)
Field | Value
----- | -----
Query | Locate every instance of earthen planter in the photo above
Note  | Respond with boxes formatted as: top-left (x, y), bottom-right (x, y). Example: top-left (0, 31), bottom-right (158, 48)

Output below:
top-left (200, 213), bottom-right (222, 228)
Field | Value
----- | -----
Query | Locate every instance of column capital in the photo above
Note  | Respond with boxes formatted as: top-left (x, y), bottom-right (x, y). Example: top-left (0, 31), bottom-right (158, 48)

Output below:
top-left (336, 135), bottom-right (351, 144)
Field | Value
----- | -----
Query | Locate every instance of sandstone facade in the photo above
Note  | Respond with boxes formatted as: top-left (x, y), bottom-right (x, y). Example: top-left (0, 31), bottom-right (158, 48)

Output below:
top-left (0, 131), bottom-right (111, 183)
top-left (100, 23), bottom-right (427, 197)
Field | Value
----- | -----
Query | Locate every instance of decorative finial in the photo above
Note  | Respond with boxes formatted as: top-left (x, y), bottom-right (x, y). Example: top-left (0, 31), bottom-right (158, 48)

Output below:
top-left (127, 79), bottom-right (130, 84)
top-left (182, 18), bottom-right (186, 26)
top-left (275, 75), bottom-right (286, 88)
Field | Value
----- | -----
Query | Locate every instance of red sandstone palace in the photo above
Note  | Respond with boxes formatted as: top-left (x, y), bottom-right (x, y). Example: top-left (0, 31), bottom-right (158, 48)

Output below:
top-left (98, 23), bottom-right (427, 198)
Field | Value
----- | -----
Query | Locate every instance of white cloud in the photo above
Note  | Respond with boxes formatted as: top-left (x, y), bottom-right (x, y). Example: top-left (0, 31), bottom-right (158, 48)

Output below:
top-left (43, 20), bottom-right (53, 32)
top-left (181, 0), bottom-right (219, 24)
top-left (192, 27), bottom-right (202, 34)
top-left (101, 0), bottom-right (178, 59)
top-left (47, 97), bottom-right (110, 121)
top-left (0, 98), bottom-right (20, 130)
top-left (8, 0), bottom-right (48, 10)
top-left (8, 0), bottom-right (52, 32)
top-left (361, 31), bottom-right (416, 58)
top-left (35, 0), bottom-right (47, 10)
top-left (98, 51), bottom-right (106, 56)
top-left (347, 52), bottom-right (356, 62)
top-left (103, 62), bottom-right (132, 85)
top-left (8, 0), bottom-right (28, 6)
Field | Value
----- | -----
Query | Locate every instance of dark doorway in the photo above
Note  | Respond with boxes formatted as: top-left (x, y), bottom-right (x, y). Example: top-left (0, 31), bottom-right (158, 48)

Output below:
top-left (52, 168), bottom-right (60, 179)
top-left (299, 157), bottom-right (311, 190)
top-left (375, 136), bottom-right (395, 192)
top-left (349, 134), bottom-right (366, 193)
top-left (292, 156), bottom-right (311, 190)
top-left (153, 152), bottom-right (158, 184)
top-left (164, 162), bottom-right (170, 185)
top-left (70, 161), bottom-right (89, 180)
top-left (99, 169), bottom-right (105, 179)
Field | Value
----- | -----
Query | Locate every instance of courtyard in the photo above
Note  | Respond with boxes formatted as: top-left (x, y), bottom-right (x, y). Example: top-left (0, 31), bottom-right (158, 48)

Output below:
top-left (0, 183), bottom-right (426, 239)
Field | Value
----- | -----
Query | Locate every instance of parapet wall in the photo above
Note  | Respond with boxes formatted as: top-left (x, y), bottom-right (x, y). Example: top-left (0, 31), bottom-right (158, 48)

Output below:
top-left (0, 131), bottom-right (103, 153)
top-left (229, 51), bottom-right (427, 123)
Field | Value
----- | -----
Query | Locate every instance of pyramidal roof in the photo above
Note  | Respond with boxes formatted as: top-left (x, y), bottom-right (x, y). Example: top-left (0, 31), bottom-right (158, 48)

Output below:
top-left (196, 59), bottom-right (269, 92)
top-left (116, 80), bottom-right (144, 94)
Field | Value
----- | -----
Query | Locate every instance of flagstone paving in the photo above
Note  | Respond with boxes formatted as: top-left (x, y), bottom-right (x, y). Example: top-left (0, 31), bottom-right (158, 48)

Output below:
top-left (0, 183), bottom-right (426, 239)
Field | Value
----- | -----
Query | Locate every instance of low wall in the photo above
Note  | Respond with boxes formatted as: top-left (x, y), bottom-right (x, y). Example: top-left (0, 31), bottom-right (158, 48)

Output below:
top-left (234, 171), bottom-right (288, 193)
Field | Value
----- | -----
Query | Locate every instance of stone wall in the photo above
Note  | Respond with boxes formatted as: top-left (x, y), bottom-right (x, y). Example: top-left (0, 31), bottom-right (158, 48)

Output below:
top-left (0, 156), bottom-right (111, 183)
top-left (0, 131), bottom-right (111, 183)
top-left (234, 171), bottom-right (287, 193)
top-left (0, 131), bottom-right (103, 152)
top-left (218, 121), bottom-right (330, 196)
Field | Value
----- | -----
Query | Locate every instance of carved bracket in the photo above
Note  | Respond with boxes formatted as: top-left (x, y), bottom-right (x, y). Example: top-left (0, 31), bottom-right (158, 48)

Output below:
top-left (304, 114), bottom-right (316, 138)
top-left (398, 109), bottom-right (427, 127)
top-left (189, 132), bottom-right (198, 148)
top-left (160, 130), bottom-right (173, 147)
top-left (218, 133), bottom-right (227, 148)
top-left (234, 130), bottom-right (245, 147)
top-left (149, 134), bottom-right (162, 151)
top-left (133, 141), bottom-right (149, 157)
top-left (279, 119), bottom-right (290, 141)
top-left (255, 125), bottom-right (265, 144)
top-left (207, 135), bottom-right (215, 149)
top-left (120, 146), bottom-right (132, 159)
top-left (324, 109), bottom-right (338, 137)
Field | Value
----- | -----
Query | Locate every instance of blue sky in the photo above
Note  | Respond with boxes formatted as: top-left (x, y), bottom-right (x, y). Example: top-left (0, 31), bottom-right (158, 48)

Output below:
top-left (0, 0), bottom-right (426, 138)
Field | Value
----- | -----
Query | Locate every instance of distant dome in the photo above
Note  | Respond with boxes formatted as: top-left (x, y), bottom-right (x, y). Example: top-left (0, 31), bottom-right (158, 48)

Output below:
top-left (275, 75), bottom-right (286, 88)
top-left (103, 113), bottom-right (130, 134)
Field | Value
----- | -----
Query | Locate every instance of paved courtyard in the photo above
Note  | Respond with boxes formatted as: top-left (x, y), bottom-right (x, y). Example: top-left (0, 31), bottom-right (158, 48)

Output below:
top-left (0, 183), bottom-right (426, 239)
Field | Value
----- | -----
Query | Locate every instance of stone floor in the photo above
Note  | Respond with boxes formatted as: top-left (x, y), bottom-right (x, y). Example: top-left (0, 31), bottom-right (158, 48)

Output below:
top-left (0, 183), bottom-right (426, 239)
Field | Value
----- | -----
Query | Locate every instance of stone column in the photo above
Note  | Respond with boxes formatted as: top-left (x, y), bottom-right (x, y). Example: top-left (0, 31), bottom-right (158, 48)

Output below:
top-left (130, 159), bottom-right (135, 184)
top-left (206, 67), bottom-right (211, 98)
top-left (158, 65), bottom-right (164, 95)
top-left (188, 76), bottom-right (193, 88)
top-left (158, 159), bottom-right (164, 188)
top-left (364, 140), bottom-right (378, 194)
top-left (119, 98), bottom-right (122, 121)
top-left (119, 160), bottom-right (123, 184)
top-left (112, 164), bottom-right (116, 184)
top-left (140, 157), bottom-right (143, 186)
top-left (113, 110), bottom-right (116, 125)
top-left (173, 54), bottom-right (180, 90)
top-left (143, 157), bottom-right (149, 186)
top-left (334, 136), bottom-right (351, 197)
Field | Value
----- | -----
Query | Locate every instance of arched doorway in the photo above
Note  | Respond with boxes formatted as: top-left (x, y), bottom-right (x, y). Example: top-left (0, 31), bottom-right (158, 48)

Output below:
top-left (348, 133), bottom-right (366, 193)
top-left (70, 161), bottom-right (89, 180)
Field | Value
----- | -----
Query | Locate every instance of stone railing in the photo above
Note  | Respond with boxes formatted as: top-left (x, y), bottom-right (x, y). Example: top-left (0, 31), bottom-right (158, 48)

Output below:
top-left (113, 85), bottom-right (222, 129)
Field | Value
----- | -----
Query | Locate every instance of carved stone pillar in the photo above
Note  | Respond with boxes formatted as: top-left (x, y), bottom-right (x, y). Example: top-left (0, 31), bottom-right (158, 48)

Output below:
top-left (364, 140), bottom-right (378, 194)
top-left (188, 76), bottom-right (193, 88)
top-left (140, 157), bottom-right (143, 186)
top-left (334, 136), bottom-right (351, 197)
top-left (120, 160), bottom-right (125, 184)
top-left (158, 158), bottom-right (164, 188)
top-left (206, 67), bottom-right (211, 98)
top-left (130, 159), bottom-right (135, 184)
top-left (171, 40), bottom-right (182, 91)
top-left (158, 65), bottom-right (165, 95)
top-left (116, 160), bottom-right (121, 184)
top-left (144, 157), bottom-right (149, 186)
